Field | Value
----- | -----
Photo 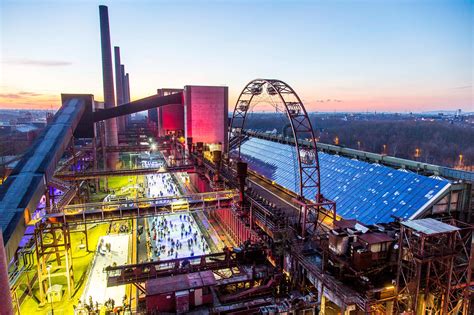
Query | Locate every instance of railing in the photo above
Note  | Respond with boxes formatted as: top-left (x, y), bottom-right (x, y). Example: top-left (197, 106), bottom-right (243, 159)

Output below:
top-left (106, 250), bottom-right (237, 286)
top-left (45, 190), bottom-right (238, 224)
top-left (54, 164), bottom-right (194, 180)
top-left (48, 177), bottom-right (72, 191)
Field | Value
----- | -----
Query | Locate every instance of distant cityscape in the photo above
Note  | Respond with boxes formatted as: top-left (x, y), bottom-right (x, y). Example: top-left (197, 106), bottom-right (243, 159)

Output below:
top-left (1, 108), bottom-right (472, 171)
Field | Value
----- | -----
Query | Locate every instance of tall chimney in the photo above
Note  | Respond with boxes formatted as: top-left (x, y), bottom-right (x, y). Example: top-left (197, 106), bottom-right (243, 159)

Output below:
top-left (121, 65), bottom-right (131, 125)
top-left (99, 5), bottom-right (118, 169)
top-left (124, 72), bottom-right (131, 125)
top-left (124, 72), bottom-right (130, 103)
top-left (114, 46), bottom-right (125, 131)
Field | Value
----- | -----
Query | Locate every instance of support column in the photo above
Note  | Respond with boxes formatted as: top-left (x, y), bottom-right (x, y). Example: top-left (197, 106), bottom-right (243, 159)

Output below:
top-left (386, 300), bottom-right (394, 315)
top-left (0, 230), bottom-right (14, 314)
top-left (84, 222), bottom-right (89, 252)
top-left (92, 136), bottom-right (99, 191)
top-left (320, 295), bottom-right (326, 315)
top-left (45, 189), bottom-right (51, 211)
top-left (100, 122), bottom-right (108, 191)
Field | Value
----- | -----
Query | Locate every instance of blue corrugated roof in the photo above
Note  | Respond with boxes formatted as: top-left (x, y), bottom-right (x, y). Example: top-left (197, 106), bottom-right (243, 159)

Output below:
top-left (237, 137), bottom-right (450, 225)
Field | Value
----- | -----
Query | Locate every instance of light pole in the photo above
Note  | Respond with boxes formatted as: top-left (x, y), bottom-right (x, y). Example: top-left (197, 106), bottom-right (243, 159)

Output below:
top-left (46, 264), bottom-right (54, 314)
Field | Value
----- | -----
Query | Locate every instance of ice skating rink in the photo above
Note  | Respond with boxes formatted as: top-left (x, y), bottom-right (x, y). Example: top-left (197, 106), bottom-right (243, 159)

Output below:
top-left (147, 213), bottom-right (209, 261)
top-left (144, 172), bottom-right (210, 261)
top-left (81, 234), bottom-right (130, 306)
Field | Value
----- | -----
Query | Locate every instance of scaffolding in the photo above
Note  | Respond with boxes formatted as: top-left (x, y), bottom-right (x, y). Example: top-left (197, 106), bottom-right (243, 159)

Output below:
top-left (396, 218), bottom-right (473, 315)
top-left (34, 222), bottom-right (75, 304)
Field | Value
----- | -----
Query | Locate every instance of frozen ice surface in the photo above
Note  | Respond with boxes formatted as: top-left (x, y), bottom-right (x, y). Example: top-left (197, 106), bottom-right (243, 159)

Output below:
top-left (81, 234), bottom-right (130, 306)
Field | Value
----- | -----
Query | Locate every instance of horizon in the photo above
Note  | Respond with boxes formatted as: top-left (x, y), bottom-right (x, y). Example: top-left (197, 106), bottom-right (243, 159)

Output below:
top-left (0, 0), bottom-right (472, 112)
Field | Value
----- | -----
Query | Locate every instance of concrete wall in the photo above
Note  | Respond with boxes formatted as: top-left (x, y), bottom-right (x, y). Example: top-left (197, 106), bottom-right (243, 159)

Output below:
top-left (155, 89), bottom-right (184, 137)
top-left (184, 86), bottom-right (228, 148)
top-left (161, 104), bottom-right (184, 135)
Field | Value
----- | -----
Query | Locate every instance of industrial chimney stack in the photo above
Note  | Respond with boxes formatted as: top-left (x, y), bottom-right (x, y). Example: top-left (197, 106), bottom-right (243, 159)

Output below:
top-left (114, 46), bottom-right (125, 131)
top-left (99, 5), bottom-right (118, 169)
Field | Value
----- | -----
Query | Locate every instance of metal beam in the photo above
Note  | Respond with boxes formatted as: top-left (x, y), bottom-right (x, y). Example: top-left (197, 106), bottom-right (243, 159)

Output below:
top-left (46, 190), bottom-right (237, 224)
top-left (55, 165), bottom-right (194, 180)
top-left (93, 92), bottom-right (183, 122)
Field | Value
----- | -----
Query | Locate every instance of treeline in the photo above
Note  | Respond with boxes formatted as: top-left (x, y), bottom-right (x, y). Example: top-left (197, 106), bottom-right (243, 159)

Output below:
top-left (241, 113), bottom-right (474, 168)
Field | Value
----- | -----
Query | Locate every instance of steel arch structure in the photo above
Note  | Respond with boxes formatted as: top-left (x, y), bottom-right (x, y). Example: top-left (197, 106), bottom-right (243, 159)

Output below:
top-left (229, 79), bottom-right (336, 237)
top-left (229, 78), bottom-right (322, 201)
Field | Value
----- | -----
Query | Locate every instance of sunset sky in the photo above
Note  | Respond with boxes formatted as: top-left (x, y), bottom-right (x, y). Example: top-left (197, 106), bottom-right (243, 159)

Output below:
top-left (0, 0), bottom-right (472, 112)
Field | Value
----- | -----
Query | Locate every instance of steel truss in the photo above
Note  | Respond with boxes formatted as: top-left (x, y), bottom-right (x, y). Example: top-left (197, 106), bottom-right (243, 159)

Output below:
top-left (229, 79), bottom-right (335, 237)
top-left (34, 222), bottom-right (75, 304)
top-left (396, 219), bottom-right (473, 314)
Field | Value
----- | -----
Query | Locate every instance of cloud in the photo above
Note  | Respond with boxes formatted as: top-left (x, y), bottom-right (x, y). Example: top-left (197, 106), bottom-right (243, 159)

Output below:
top-left (0, 93), bottom-right (22, 99)
top-left (18, 91), bottom-right (42, 97)
top-left (314, 99), bottom-right (343, 103)
top-left (3, 58), bottom-right (72, 67)
top-left (0, 91), bottom-right (43, 99)
top-left (452, 85), bottom-right (471, 90)
top-left (0, 91), bottom-right (60, 109)
top-left (0, 91), bottom-right (45, 100)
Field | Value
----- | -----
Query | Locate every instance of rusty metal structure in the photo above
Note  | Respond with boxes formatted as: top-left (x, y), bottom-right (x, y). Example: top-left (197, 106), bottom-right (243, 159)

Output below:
top-left (34, 222), bottom-right (75, 304)
top-left (229, 79), bottom-right (336, 240)
top-left (396, 218), bottom-right (473, 314)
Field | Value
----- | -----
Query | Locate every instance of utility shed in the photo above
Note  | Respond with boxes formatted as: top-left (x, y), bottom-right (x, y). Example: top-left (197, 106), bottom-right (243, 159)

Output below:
top-left (146, 270), bottom-right (216, 313)
top-left (401, 218), bottom-right (460, 235)
top-left (358, 233), bottom-right (394, 256)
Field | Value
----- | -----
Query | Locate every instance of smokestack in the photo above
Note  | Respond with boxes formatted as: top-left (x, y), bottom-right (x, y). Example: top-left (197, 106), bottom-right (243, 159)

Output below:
top-left (121, 65), bottom-right (130, 103)
top-left (114, 46), bottom-right (125, 131)
top-left (125, 72), bottom-right (130, 102)
top-left (121, 66), bottom-right (131, 126)
top-left (99, 5), bottom-right (118, 169)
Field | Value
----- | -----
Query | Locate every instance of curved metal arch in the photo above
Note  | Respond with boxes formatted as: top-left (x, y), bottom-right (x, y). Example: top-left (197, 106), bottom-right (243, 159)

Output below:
top-left (229, 79), bottom-right (322, 201)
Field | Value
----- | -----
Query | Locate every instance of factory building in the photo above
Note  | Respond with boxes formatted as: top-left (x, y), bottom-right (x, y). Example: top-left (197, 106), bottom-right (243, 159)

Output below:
top-left (184, 85), bottom-right (228, 149)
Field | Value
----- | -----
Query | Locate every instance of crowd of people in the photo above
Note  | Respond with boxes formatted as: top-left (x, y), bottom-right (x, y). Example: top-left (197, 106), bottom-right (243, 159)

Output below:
top-left (73, 295), bottom-right (131, 314)
top-left (140, 159), bottom-right (163, 169)
top-left (146, 214), bottom-right (209, 261)
top-left (145, 173), bottom-right (179, 198)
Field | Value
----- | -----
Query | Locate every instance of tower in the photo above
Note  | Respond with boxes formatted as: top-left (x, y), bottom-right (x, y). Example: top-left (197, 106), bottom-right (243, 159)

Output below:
top-left (99, 5), bottom-right (119, 169)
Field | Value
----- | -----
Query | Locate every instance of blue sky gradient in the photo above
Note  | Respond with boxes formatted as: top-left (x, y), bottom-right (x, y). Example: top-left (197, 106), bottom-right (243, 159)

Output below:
top-left (0, 0), bottom-right (472, 111)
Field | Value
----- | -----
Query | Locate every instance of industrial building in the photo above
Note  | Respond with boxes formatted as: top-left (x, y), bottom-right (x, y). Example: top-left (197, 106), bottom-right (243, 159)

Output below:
top-left (0, 5), bottom-right (473, 315)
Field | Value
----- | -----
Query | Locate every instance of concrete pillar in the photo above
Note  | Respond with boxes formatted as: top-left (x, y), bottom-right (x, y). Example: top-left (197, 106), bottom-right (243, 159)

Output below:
top-left (0, 230), bottom-right (14, 314)
top-left (99, 5), bottom-right (118, 169)
top-left (114, 46), bottom-right (125, 132)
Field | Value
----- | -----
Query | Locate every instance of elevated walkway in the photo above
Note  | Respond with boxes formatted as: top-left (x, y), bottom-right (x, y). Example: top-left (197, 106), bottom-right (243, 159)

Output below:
top-left (0, 96), bottom-right (87, 262)
top-left (55, 164), bottom-right (194, 180)
top-left (46, 190), bottom-right (238, 224)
